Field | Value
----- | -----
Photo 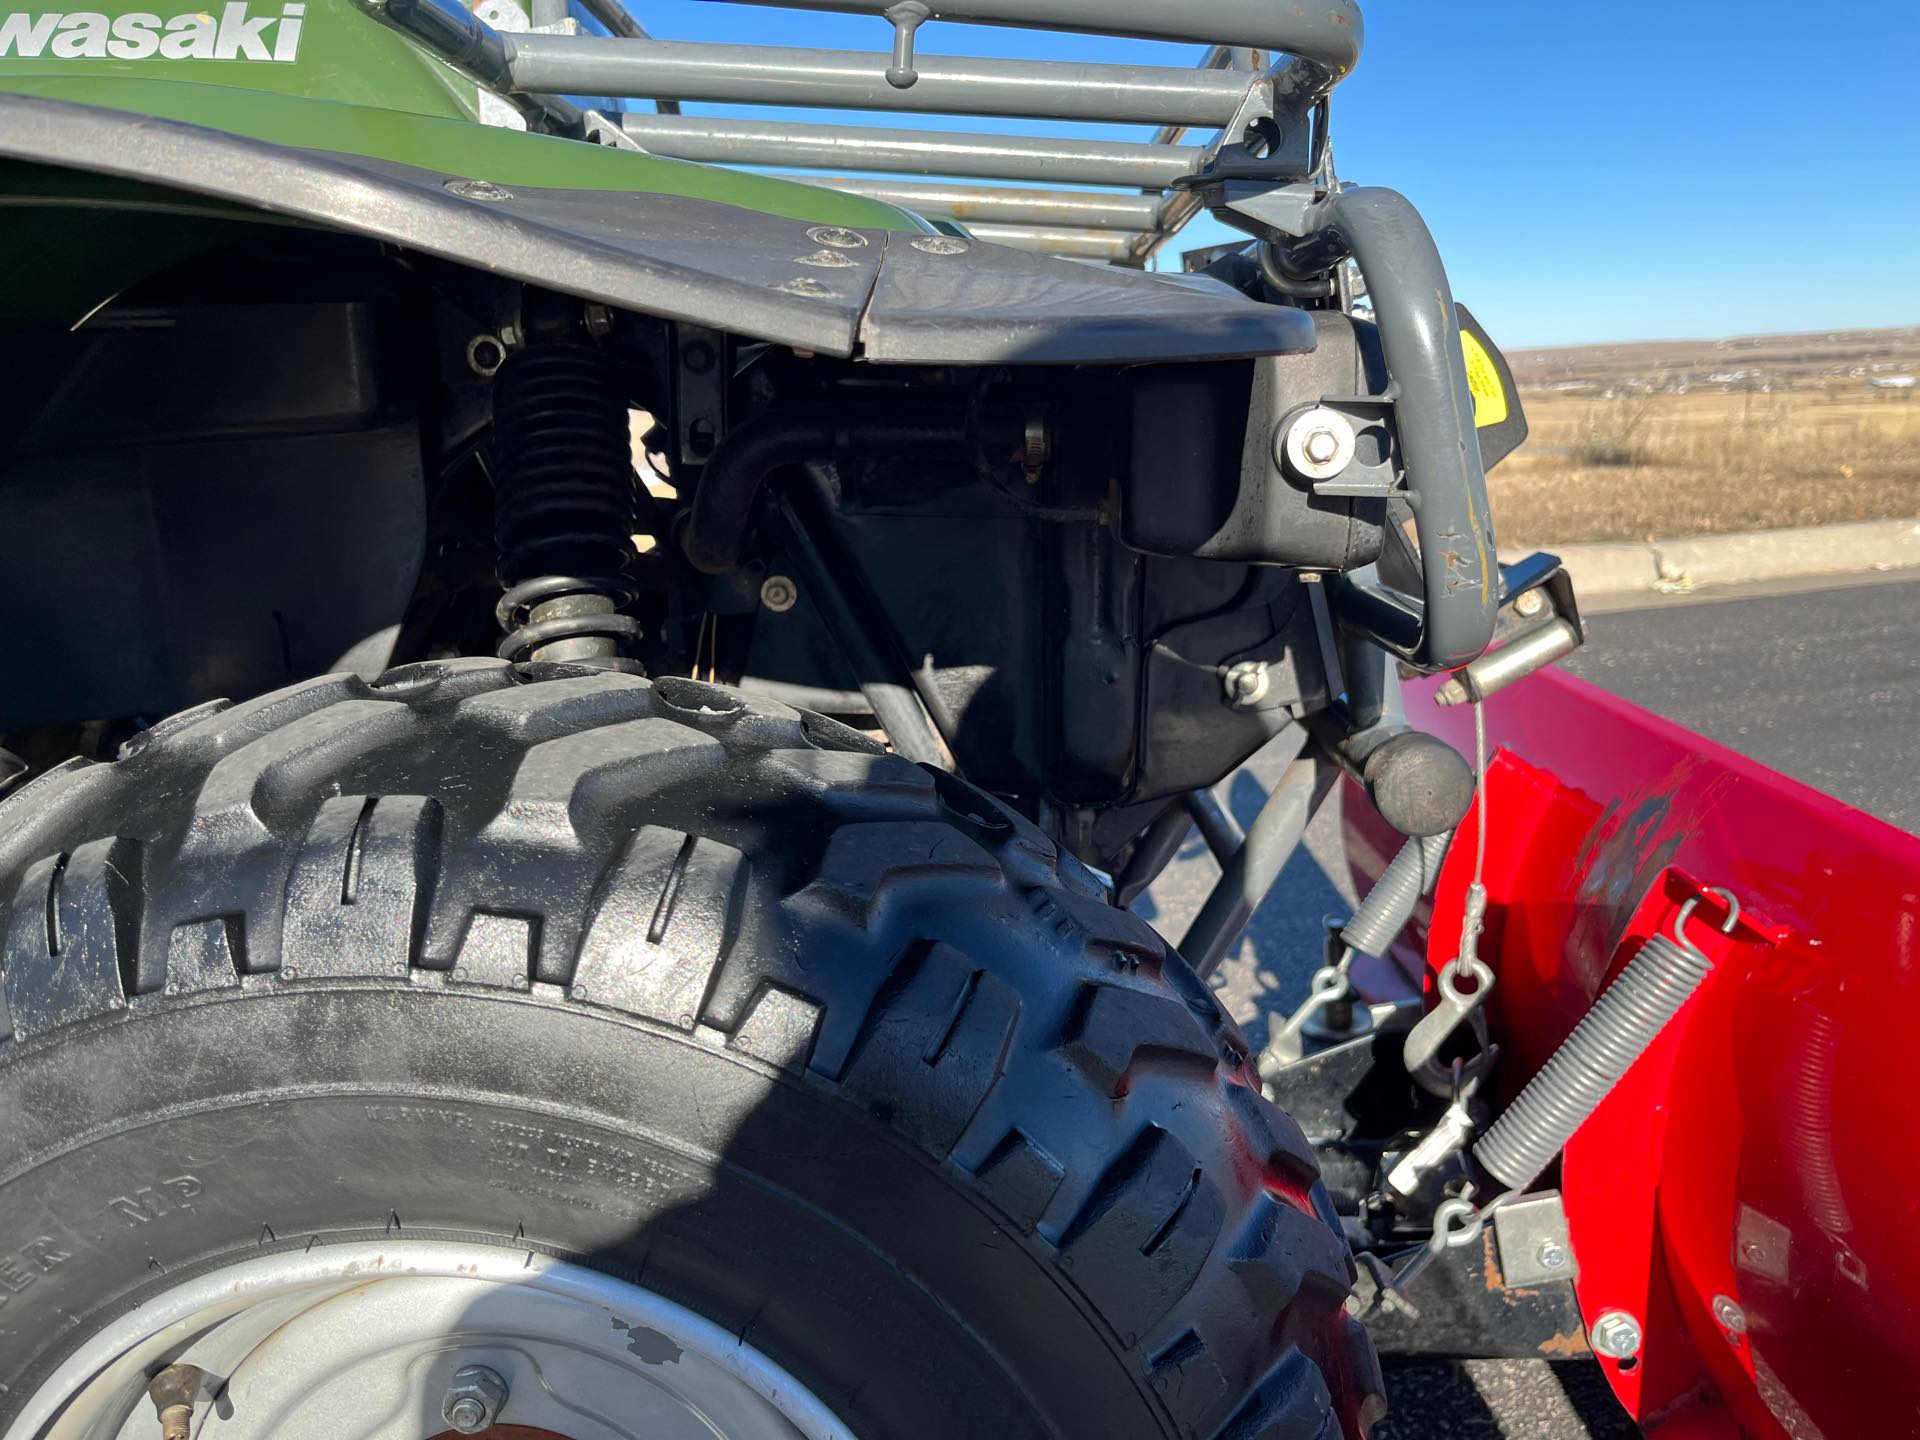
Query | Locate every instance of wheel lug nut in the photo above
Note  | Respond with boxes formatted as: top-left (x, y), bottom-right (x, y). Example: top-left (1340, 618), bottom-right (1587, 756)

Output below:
top-left (442, 1364), bottom-right (509, 1434)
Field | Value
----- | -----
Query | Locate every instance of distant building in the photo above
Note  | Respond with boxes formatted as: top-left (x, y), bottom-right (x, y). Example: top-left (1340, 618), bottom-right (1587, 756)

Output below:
top-left (1868, 375), bottom-right (1917, 390)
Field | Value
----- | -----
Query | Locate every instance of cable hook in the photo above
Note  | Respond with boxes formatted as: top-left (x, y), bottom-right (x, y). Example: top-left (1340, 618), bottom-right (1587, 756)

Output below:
top-left (1675, 886), bottom-right (1741, 951)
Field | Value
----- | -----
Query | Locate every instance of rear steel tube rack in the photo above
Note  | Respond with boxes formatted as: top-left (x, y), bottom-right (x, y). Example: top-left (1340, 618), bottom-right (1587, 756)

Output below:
top-left (503, 36), bottom-right (1260, 127)
top-left (718, 0), bottom-right (1363, 70)
top-left (376, 0), bottom-right (1368, 267)
top-left (614, 115), bottom-right (1206, 190)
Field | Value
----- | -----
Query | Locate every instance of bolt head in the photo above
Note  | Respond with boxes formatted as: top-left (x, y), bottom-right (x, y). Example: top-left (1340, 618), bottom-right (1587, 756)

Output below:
top-left (442, 1364), bottom-right (509, 1435)
top-left (1534, 1238), bottom-right (1570, 1272)
top-left (1589, 1309), bottom-right (1643, 1360)
top-left (445, 178), bottom-right (513, 202)
top-left (1280, 407), bottom-right (1357, 482)
top-left (760, 575), bottom-right (799, 614)
top-left (1514, 588), bottom-right (1547, 619)
top-left (807, 225), bottom-right (869, 250)
top-left (444, 1397), bottom-right (488, 1433)
top-left (1711, 1293), bottom-right (1748, 1336)
top-left (1223, 660), bottom-right (1271, 708)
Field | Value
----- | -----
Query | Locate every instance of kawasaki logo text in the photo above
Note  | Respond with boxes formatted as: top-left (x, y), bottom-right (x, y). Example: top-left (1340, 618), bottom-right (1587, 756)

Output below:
top-left (0, 4), bottom-right (305, 61)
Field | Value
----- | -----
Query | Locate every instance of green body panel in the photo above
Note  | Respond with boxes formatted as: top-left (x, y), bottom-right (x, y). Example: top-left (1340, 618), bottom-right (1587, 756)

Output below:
top-left (0, 0), bottom-right (478, 114)
top-left (0, 0), bottom-right (915, 219)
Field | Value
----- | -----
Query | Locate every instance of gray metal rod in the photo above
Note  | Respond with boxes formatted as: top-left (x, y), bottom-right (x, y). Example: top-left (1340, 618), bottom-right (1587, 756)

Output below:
top-left (1181, 756), bottom-right (1333, 980)
top-left (962, 224), bottom-right (1137, 260)
top-left (1184, 789), bottom-right (1244, 867)
top-left (716, 0), bottom-right (1363, 78)
top-left (772, 489), bottom-right (949, 768)
top-left (1127, 186), bottom-right (1203, 263)
top-left (617, 114), bottom-right (1204, 189)
top-left (572, 0), bottom-right (647, 40)
top-left (1275, 188), bottom-right (1497, 668)
top-left (1115, 803), bottom-right (1194, 908)
top-left (502, 35), bottom-right (1257, 126)
top-left (817, 178), bottom-right (1159, 230)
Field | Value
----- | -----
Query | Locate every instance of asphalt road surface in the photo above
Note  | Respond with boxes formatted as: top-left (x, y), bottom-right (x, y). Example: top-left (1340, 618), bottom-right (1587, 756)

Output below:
top-left (1136, 574), bottom-right (1920, 1438)
top-left (1567, 573), bottom-right (1920, 834)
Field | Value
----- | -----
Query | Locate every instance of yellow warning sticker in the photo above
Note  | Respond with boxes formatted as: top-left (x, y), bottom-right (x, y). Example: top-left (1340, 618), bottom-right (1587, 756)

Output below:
top-left (1461, 331), bottom-right (1509, 429)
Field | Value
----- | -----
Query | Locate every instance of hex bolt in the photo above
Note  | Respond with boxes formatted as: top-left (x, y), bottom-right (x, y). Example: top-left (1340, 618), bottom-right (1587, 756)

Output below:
top-left (760, 575), bottom-right (799, 613)
top-left (1589, 1309), bottom-right (1643, 1360)
top-left (1279, 407), bottom-right (1357, 483)
top-left (442, 1364), bottom-right (509, 1435)
top-left (1302, 428), bottom-right (1341, 466)
top-left (1223, 660), bottom-right (1271, 709)
top-left (1711, 1293), bottom-right (1748, 1338)
top-left (1514, 588), bottom-right (1547, 619)
top-left (465, 334), bottom-right (507, 379)
top-left (1534, 1238), bottom-right (1570, 1273)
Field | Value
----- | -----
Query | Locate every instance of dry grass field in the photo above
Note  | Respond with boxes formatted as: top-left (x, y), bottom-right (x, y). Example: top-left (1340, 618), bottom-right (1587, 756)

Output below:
top-left (1489, 325), bottom-right (1920, 544)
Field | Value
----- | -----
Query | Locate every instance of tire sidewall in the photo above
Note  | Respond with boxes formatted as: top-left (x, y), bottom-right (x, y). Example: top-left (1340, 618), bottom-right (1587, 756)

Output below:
top-left (0, 982), bottom-right (1152, 1438)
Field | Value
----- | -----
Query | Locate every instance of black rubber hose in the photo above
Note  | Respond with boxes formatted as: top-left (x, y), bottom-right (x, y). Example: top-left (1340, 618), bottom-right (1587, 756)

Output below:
top-left (682, 405), bottom-right (972, 575)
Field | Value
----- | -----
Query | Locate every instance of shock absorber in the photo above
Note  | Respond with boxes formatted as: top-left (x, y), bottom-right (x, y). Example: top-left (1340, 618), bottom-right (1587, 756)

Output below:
top-left (491, 341), bottom-right (645, 672)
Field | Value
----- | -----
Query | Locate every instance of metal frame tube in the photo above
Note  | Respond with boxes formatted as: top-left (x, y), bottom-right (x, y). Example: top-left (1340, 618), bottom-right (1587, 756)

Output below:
top-left (1181, 755), bottom-right (1335, 979)
top-left (618, 115), bottom-right (1204, 188)
top-left (772, 487), bottom-right (950, 767)
top-left (1184, 788), bottom-right (1245, 867)
top-left (502, 35), bottom-right (1257, 126)
top-left (712, 0), bottom-right (1363, 77)
top-left (962, 224), bottom-right (1137, 260)
top-left (818, 178), bottom-right (1160, 230)
top-left (1115, 802), bottom-right (1194, 908)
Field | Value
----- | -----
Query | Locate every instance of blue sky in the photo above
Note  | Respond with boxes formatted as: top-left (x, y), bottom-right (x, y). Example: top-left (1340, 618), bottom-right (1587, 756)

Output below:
top-left (631, 1), bottom-right (1920, 347)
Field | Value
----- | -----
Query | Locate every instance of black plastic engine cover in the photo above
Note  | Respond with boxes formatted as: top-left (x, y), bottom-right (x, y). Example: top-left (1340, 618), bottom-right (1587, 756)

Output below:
top-left (1121, 311), bottom-right (1389, 572)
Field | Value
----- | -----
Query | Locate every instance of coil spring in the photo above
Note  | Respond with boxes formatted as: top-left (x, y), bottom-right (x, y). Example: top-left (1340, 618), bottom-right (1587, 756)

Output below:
top-left (1473, 892), bottom-right (1731, 1192)
top-left (1342, 829), bottom-right (1452, 958)
top-left (491, 342), bottom-right (645, 672)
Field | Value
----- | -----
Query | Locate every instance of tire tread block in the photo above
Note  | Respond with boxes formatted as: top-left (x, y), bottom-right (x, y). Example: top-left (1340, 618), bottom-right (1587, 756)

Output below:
top-left (1057, 1124), bottom-right (1225, 1340)
top-left (282, 796), bottom-right (440, 979)
top-left (165, 916), bottom-right (244, 995)
top-left (2, 836), bottom-right (139, 1038)
top-left (1148, 1328), bottom-right (1233, 1438)
top-left (1058, 979), bottom-right (1223, 1098)
top-left (1225, 1192), bottom-right (1348, 1317)
top-left (835, 942), bottom-right (1020, 1160)
top-left (572, 826), bottom-right (743, 1027)
top-left (450, 911), bottom-right (538, 991)
top-left (969, 1128), bottom-right (1066, 1235)
top-left (1211, 1349), bottom-right (1338, 1440)
top-left (729, 984), bottom-right (822, 1071)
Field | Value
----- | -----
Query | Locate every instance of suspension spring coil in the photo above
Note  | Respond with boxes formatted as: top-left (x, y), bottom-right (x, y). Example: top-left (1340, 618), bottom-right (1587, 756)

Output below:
top-left (491, 342), bottom-right (646, 672)
top-left (1472, 892), bottom-right (1733, 1192)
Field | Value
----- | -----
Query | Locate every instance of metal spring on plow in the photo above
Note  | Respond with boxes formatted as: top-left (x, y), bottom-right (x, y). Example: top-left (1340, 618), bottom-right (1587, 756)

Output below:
top-left (491, 342), bottom-right (646, 673)
top-left (1473, 892), bottom-right (1732, 1192)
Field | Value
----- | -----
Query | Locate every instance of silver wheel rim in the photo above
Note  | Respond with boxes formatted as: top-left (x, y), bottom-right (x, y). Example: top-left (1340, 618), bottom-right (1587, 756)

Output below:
top-left (17, 1241), bottom-right (857, 1440)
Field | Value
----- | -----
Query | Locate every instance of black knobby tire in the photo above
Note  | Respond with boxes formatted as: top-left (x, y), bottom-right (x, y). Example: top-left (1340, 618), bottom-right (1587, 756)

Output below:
top-left (0, 660), bottom-right (1384, 1439)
